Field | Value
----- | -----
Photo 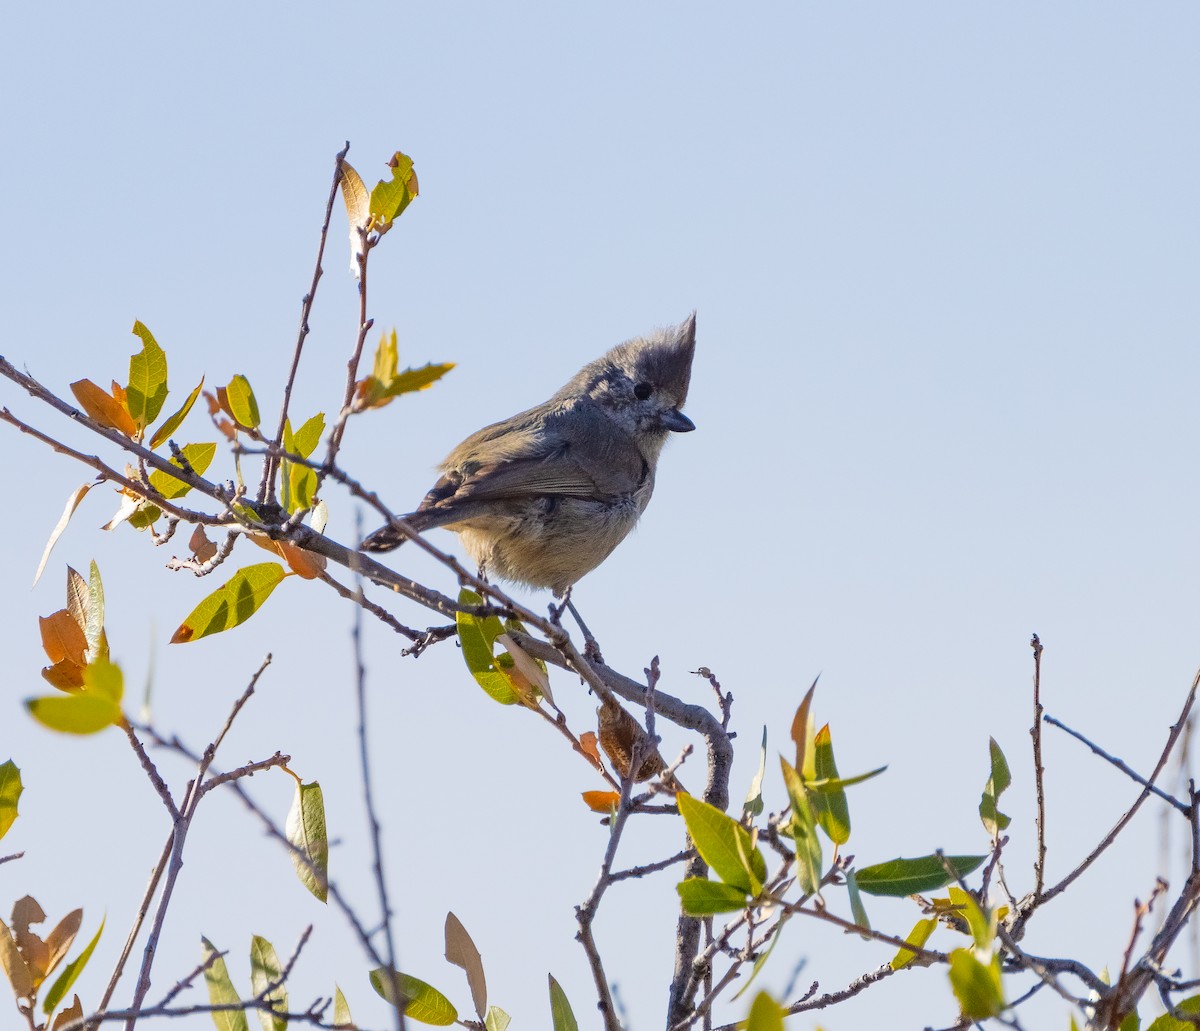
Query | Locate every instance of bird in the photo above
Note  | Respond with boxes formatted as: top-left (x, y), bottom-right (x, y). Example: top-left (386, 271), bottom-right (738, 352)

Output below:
top-left (360, 314), bottom-right (696, 595)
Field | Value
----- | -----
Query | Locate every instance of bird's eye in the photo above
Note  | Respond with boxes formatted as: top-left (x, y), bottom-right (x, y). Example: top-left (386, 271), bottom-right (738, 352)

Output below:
top-left (633, 381), bottom-right (653, 401)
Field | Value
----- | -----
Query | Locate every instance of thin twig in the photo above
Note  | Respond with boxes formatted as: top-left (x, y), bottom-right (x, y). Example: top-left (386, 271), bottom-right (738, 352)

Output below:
top-left (1031, 633), bottom-right (1047, 898)
top-left (1044, 714), bottom-right (1189, 814)
top-left (264, 143), bottom-right (349, 505)
top-left (350, 533), bottom-right (405, 1031)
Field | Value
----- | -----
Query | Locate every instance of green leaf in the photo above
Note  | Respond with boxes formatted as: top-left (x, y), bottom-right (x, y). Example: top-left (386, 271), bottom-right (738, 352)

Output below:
top-left (741, 727), bottom-right (767, 820)
top-left (370, 969), bottom-right (458, 1025)
top-left (1147, 994), bottom-right (1200, 1029)
top-left (547, 974), bottom-right (578, 1031)
top-left (809, 725), bottom-right (850, 845)
top-left (224, 375), bottom-right (261, 430)
top-left (485, 1006), bottom-right (512, 1031)
top-left (780, 758), bottom-right (823, 896)
top-left (43, 917), bottom-right (104, 1015)
top-left (249, 935), bottom-right (288, 1031)
top-left (845, 868), bottom-right (871, 939)
top-left (332, 985), bottom-right (353, 1028)
top-left (127, 321), bottom-right (170, 431)
top-left (28, 659), bottom-right (124, 734)
top-left (805, 766), bottom-right (889, 793)
top-left (676, 792), bottom-right (766, 894)
top-left (745, 991), bottom-right (785, 1031)
top-left (948, 948), bottom-right (1004, 1019)
top-left (0, 761), bottom-right (22, 841)
top-left (890, 917), bottom-right (937, 970)
top-left (676, 878), bottom-right (750, 916)
top-left (148, 442), bottom-right (216, 500)
top-left (855, 854), bottom-right (986, 897)
top-left (171, 563), bottom-right (286, 643)
top-left (150, 376), bottom-right (205, 449)
top-left (456, 589), bottom-right (518, 704)
top-left (286, 780), bottom-right (328, 903)
top-left (201, 936), bottom-right (250, 1031)
top-left (369, 151), bottom-right (419, 228)
top-left (979, 737), bottom-right (1012, 837)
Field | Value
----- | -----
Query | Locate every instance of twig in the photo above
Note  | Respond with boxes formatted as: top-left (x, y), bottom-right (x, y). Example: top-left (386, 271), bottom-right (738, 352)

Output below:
top-left (122, 722), bottom-right (178, 820)
top-left (1038, 666), bottom-right (1200, 907)
top-left (350, 538), bottom-right (405, 1031)
top-left (122, 657), bottom-right (272, 1029)
top-left (1044, 714), bottom-right (1189, 814)
top-left (1030, 633), bottom-right (1047, 898)
top-left (264, 143), bottom-right (349, 505)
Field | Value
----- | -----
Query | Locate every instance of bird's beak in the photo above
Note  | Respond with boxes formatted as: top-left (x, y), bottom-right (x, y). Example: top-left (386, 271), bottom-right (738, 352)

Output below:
top-left (660, 409), bottom-right (695, 433)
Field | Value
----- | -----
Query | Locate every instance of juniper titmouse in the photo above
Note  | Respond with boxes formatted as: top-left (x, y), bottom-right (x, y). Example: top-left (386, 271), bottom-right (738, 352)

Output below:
top-left (360, 314), bottom-right (697, 594)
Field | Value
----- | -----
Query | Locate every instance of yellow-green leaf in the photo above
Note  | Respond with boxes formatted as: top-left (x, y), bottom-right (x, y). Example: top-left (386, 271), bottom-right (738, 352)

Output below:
top-left (149, 442), bottom-right (216, 500)
top-left (201, 936), bottom-right (250, 1031)
top-left (780, 757), bottom-right (823, 895)
top-left (547, 975), bottom-right (578, 1031)
top-left (979, 737), bottom-right (1012, 837)
top-left (249, 934), bottom-right (288, 1031)
top-left (456, 590), bottom-right (518, 705)
top-left (369, 150), bottom-right (419, 229)
top-left (171, 563), bottom-right (286, 644)
top-left (333, 985), bottom-right (354, 1029)
top-left (845, 868), bottom-right (871, 939)
top-left (948, 948), bottom-right (1004, 1020)
top-left (370, 970), bottom-right (457, 1025)
top-left (891, 917), bottom-right (937, 970)
top-left (676, 878), bottom-right (750, 916)
top-left (286, 780), bottom-right (328, 903)
top-left (127, 321), bottom-right (169, 430)
top-left (809, 724), bottom-right (850, 845)
top-left (745, 990), bottom-right (785, 1031)
top-left (224, 375), bottom-right (260, 431)
top-left (484, 1006), bottom-right (511, 1031)
top-left (948, 886), bottom-right (994, 950)
top-left (28, 659), bottom-right (123, 735)
top-left (676, 792), bottom-right (766, 894)
top-left (150, 376), bottom-right (205, 449)
top-left (0, 761), bottom-right (22, 841)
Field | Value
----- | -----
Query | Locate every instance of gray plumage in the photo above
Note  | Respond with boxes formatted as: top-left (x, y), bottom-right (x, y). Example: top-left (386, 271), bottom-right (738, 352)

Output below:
top-left (360, 314), bottom-right (697, 594)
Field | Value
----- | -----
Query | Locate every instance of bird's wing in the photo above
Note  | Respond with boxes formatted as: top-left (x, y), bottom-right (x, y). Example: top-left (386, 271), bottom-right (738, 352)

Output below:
top-left (422, 403), bottom-right (646, 510)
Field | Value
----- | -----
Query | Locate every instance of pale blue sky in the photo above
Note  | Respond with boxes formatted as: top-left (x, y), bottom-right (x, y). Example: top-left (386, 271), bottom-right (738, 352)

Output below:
top-left (2, 5), bottom-right (1199, 1028)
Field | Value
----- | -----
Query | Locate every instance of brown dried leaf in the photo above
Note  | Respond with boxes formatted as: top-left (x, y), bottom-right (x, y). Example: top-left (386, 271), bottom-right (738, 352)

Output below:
top-left (577, 731), bottom-right (604, 772)
top-left (39, 610), bottom-right (87, 666)
top-left (189, 526), bottom-right (218, 563)
top-left (44, 909), bottom-right (82, 980)
top-left (41, 659), bottom-right (86, 692)
top-left (50, 995), bottom-right (83, 1031)
top-left (33, 483), bottom-right (93, 588)
top-left (444, 913), bottom-right (487, 1020)
top-left (0, 916), bottom-right (33, 999)
top-left (10, 897), bottom-right (49, 984)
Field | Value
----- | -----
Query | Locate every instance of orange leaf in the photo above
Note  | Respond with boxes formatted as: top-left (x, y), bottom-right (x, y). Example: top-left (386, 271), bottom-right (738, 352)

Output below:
top-left (578, 731), bottom-right (604, 771)
top-left (249, 535), bottom-right (326, 579)
top-left (69, 380), bottom-right (137, 436)
top-left (582, 790), bottom-right (621, 813)
top-left (38, 610), bottom-right (87, 665)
